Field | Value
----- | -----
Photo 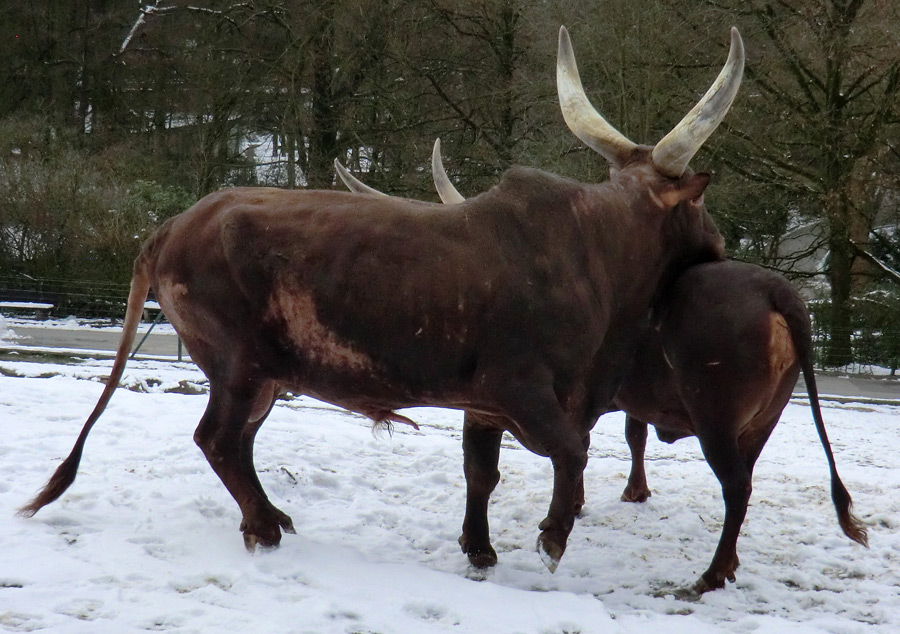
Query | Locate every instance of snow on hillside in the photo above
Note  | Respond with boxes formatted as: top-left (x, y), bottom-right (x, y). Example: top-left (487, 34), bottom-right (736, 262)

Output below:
top-left (0, 352), bottom-right (898, 633)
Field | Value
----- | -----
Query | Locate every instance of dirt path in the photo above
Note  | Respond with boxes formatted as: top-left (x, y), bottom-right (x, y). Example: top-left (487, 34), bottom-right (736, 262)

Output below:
top-left (3, 325), bottom-right (185, 359)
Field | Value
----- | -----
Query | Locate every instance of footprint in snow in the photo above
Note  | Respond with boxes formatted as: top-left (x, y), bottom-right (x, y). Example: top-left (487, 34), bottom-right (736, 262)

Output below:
top-left (403, 601), bottom-right (460, 625)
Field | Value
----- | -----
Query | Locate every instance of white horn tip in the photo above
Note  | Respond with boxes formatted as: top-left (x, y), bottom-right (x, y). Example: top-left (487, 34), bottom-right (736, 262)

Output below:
top-left (558, 25), bottom-right (571, 50)
top-left (431, 137), bottom-right (466, 205)
top-left (729, 27), bottom-right (744, 59)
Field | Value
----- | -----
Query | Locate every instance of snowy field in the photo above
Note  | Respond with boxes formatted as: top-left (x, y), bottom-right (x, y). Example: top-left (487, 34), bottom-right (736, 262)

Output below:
top-left (1, 329), bottom-right (899, 632)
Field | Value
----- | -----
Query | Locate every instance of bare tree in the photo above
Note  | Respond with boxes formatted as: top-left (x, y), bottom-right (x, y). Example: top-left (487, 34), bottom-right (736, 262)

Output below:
top-left (698, 0), bottom-right (900, 365)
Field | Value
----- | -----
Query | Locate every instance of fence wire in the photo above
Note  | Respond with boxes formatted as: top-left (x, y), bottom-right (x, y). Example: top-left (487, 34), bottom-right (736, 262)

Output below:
top-left (0, 275), bottom-right (132, 321)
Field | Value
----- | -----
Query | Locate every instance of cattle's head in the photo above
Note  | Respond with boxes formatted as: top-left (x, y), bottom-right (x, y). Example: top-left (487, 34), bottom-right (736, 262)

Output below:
top-left (556, 26), bottom-right (742, 263)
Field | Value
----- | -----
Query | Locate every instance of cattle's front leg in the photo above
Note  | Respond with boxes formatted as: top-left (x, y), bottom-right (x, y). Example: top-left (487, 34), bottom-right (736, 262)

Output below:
top-left (459, 414), bottom-right (503, 568)
top-left (573, 432), bottom-right (591, 515)
top-left (537, 439), bottom-right (588, 572)
top-left (478, 367), bottom-right (587, 572)
top-left (621, 416), bottom-right (651, 502)
top-left (534, 415), bottom-right (589, 573)
top-left (239, 401), bottom-right (296, 541)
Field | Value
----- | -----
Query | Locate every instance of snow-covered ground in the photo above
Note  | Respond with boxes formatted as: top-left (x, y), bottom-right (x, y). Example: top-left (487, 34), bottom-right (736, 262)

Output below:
top-left (1, 331), bottom-right (899, 632)
top-left (0, 315), bottom-right (177, 335)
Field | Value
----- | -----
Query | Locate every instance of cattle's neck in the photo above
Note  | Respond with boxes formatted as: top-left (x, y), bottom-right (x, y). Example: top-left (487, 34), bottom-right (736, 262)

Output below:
top-left (536, 165), bottom-right (724, 419)
top-left (563, 180), bottom-right (723, 323)
top-left (458, 164), bottom-right (723, 346)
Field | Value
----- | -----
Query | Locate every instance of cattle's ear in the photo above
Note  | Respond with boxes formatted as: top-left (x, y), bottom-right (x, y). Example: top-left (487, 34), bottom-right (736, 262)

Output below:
top-left (650, 173), bottom-right (711, 210)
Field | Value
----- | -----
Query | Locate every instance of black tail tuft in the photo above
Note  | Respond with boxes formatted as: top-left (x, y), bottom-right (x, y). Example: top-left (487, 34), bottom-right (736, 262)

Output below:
top-left (832, 479), bottom-right (869, 547)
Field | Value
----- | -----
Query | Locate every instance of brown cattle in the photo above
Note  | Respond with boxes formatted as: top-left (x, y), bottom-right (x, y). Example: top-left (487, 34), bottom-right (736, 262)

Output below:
top-left (613, 260), bottom-right (868, 592)
top-left (21, 25), bottom-right (739, 571)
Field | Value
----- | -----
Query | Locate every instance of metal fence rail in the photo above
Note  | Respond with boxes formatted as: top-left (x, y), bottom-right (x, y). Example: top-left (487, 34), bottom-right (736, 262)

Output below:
top-left (0, 275), bottom-right (132, 321)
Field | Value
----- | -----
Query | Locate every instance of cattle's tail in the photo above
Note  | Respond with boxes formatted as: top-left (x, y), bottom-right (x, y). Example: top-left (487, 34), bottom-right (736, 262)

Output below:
top-left (18, 259), bottom-right (152, 517)
top-left (778, 290), bottom-right (869, 548)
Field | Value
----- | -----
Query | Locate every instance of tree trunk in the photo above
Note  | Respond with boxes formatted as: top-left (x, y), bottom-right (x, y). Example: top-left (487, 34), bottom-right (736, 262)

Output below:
top-left (307, 5), bottom-right (339, 190)
top-left (826, 230), bottom-right (854, 367)
top-left (286, 133), bottom-right (297, 189)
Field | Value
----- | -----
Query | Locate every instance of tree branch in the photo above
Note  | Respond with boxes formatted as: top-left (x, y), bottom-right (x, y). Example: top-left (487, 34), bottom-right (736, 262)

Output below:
top-left (850, 240), bottom-right (900, 286)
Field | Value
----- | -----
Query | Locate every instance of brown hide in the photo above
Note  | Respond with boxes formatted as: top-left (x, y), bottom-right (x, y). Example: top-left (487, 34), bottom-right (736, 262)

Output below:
top-left (614, 261), bottom-right (802, 441)
top-left (613, 260), bottom-right (866, 593)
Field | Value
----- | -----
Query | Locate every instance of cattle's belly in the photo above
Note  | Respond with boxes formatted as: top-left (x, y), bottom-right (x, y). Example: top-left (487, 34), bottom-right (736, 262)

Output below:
top-left (256, 336), bottom-right (474, 424)
top-left (614, 386), bottom-right (695, 440)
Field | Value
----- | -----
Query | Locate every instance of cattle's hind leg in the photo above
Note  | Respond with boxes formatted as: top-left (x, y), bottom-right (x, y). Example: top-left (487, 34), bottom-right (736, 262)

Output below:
top-left (194, 380), bottom-right (294, 550)
top-left (239, 396), bottom-right (296, 539)
top-left (459, 414), bottom-right (503, 568)
top-left (693, 426), bottom-right (753, 593)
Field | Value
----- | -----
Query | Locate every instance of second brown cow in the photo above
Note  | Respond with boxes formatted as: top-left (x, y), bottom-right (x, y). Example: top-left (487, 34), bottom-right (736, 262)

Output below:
top-left (613, 260), bottom-right (868, 592)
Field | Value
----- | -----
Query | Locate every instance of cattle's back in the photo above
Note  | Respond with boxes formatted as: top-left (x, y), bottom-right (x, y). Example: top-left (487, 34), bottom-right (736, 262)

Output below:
top-left (140, 181), bottom-right (611, 408)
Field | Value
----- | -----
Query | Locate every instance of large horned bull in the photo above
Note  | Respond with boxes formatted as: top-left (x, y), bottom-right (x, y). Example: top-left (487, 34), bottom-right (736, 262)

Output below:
top-left (22, 25), bottom-right (739, 573)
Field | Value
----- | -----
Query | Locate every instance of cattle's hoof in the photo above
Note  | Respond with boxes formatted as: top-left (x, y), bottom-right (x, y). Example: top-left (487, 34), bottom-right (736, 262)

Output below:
top-left (536, 517), bottom-right (570, 573)
top-left (240, 520), bottom-right (283, 552)
top-left (536, 533), bottom-right (564, 573)
top-left (243, 532), bottom-right (281, 552)
top-left (697, 557), bottom-right (739, 590)
top-left (458, 534), bottom-right (498, 568)
top-left (690, 577), bottom-right (717, 596)
top-left (467, 548), bottom-right (498, 569)
top-left (693, 569), bottom-right (735, 594)
top-left (620, 487), bottom-right (651, 503)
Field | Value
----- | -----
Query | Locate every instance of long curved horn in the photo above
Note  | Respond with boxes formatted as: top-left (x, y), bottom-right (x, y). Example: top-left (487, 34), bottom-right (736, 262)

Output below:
top-left (334, 159), bottom-right (388, 197)
top-left (431, 139), bottom-right (466, 204)
top-left (651, 27), bottom-right (745, 178)
top-left (557, 26), bottom-right (638, 166)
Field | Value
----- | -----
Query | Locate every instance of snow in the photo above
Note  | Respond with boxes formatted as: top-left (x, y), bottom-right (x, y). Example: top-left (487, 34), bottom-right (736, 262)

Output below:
top-left (0, 317), bottom-right (15, 341)
top-left (0, 315), bottom-right (176, 335)
top-left (1, 342), bottom-right (899, 632)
